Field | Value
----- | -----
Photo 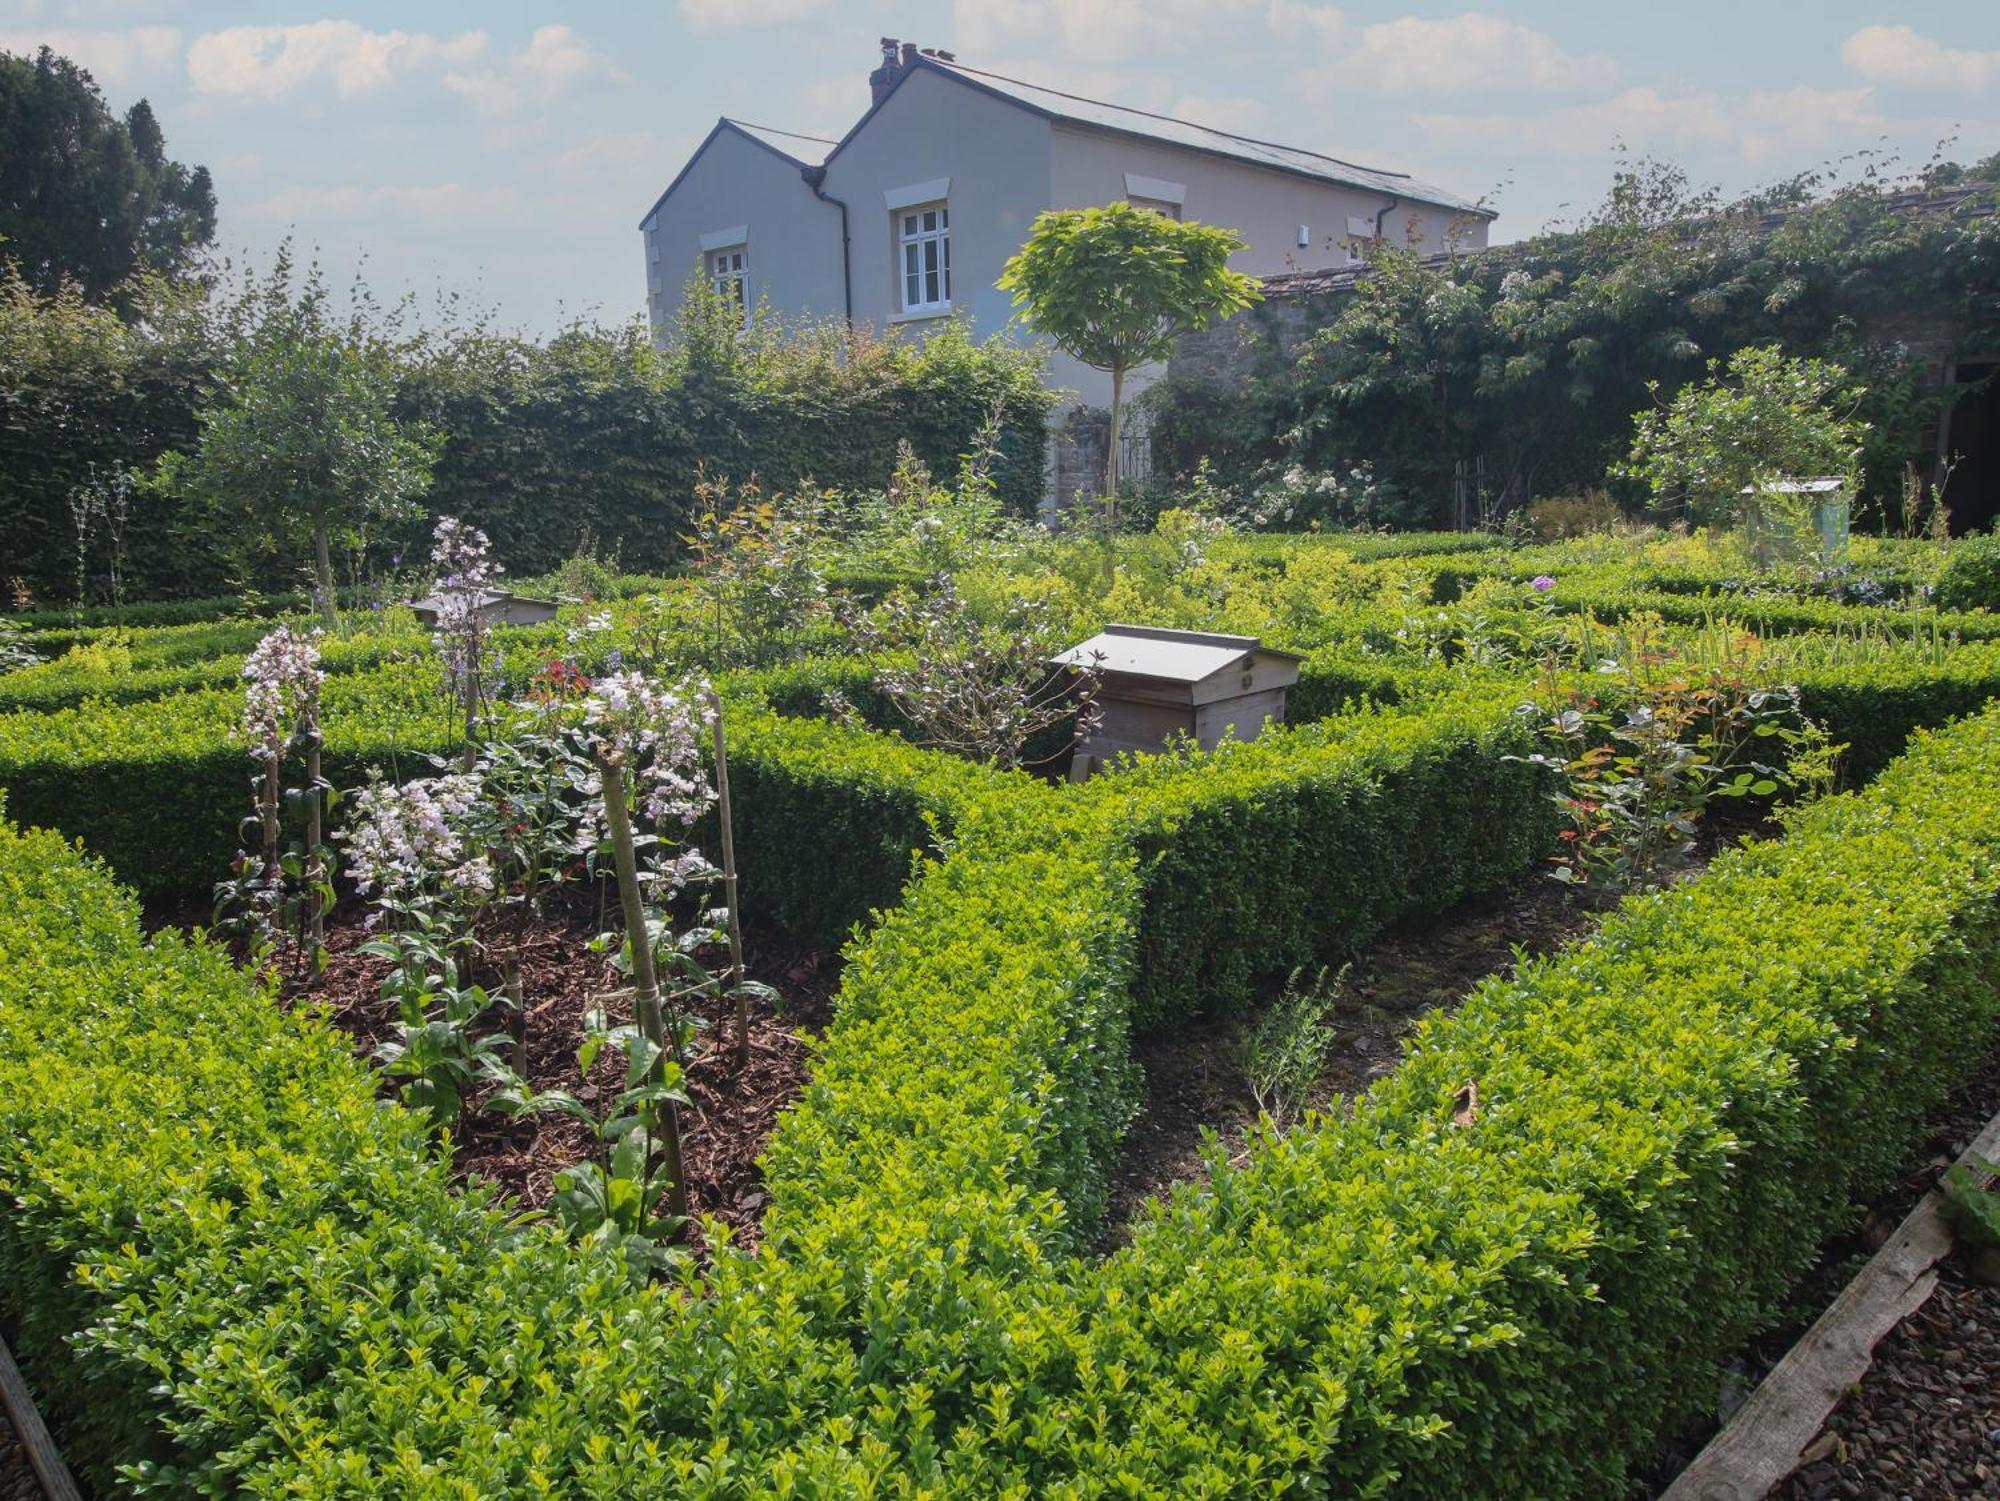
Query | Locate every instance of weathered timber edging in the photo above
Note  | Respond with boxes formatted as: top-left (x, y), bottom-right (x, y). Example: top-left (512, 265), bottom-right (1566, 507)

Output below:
top-left (0, 1333), bottom-right (81, 1501)
top-left (1661, 1102), bottom-right (2000, 1501)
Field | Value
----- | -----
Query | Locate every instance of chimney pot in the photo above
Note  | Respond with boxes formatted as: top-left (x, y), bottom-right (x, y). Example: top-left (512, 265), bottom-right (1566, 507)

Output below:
top-left (869, 38), bottom-right (902, 104)
top-left (900, 41), bottom-right (919, 66)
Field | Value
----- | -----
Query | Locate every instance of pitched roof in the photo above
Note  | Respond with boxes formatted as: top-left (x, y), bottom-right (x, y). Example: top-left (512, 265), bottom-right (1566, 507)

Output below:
top-left (906, 56), bottom-right (1492, 217)
top-left (637, 117), bottom-right (819, 230)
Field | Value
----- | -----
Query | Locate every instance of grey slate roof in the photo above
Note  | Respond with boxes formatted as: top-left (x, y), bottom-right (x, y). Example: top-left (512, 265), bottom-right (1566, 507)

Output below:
top-left (922, 58), bottom-right (1492, 217)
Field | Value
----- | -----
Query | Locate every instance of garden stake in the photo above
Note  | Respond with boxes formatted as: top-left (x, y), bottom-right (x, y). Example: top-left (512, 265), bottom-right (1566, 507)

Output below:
top-left (593, 743), bottom-right (689, 1224)
top-left (709, 690), bottom-right (748, 1073)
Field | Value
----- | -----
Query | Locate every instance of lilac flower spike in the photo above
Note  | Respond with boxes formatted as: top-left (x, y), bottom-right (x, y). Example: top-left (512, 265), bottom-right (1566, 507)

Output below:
top-left (1530, 575), bottom-right (1557, 593)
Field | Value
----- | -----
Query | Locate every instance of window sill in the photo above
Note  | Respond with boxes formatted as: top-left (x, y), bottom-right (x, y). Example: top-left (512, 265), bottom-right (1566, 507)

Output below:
top-left (890, 304), bottom-right (954, 325)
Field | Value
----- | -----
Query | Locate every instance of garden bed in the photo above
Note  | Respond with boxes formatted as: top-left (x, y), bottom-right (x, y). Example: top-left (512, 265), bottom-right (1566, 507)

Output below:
top-left (1104, 870), bottom-right (1592, 1239)
top-left (1106, 808), bottom-right (1777, 1241)
top-left (280, 909), bottom-right (838, 1251)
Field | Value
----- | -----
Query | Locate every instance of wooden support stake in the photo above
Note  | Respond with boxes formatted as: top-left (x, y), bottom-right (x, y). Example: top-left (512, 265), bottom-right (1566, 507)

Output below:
top-left (1662, 1105), bottom-right (2000, 1501)
top-left (0, 1332), bottom-right (83, 1501)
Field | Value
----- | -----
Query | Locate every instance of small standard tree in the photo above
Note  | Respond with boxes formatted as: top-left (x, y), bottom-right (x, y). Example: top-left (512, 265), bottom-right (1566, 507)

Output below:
top-left (1619, 344), bottom-right (1869, 559)
top-left (998, 203), bottom-right (1259, 522)
top-left (159, 260), bottom-right (439, 625)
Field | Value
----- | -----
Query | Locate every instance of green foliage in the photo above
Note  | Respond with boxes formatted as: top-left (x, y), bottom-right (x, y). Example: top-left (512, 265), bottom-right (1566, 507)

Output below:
top-left (1240, 964), bottom-right (1345, 1128)
top-left (1000, 202), bottom-right (1259, 499)
top-left (1934, 534), bottom-right (2000, 612)
top-left (155, 253), bottom-right (442, 621)
top-left (0, 48), bottom-right (215, 300)
top-left (1156, 156), bottom-right (2000, 525)
top-left (1620, 344), bottom-right (1868, 537)
top-left (1526, 489), bottom-right (1622, 539)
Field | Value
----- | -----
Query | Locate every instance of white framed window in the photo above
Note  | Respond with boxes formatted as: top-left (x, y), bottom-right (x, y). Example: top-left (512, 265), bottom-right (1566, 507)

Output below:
top-left (898, 203), bottom-right (951, 314)
top-left (1129, 195), bottom-right (1181, 220)
top-left (1344, 214), bottom-right (1376, 265)
top-left (706, 245), bottom-right (748, 314)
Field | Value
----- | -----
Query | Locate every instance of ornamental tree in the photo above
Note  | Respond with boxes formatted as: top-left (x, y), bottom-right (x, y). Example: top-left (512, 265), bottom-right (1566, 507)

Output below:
top-left (999, 203), bottom-right (1259, 518)
top-left (157, 253), bottom-right (439, 625)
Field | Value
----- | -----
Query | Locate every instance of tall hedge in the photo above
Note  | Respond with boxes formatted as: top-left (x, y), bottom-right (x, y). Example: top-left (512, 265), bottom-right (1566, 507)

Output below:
top-left (0, 271), bottom-right (1056, 605)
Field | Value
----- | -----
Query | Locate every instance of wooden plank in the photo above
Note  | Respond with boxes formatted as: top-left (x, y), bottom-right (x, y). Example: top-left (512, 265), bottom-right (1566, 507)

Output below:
top-left (1663, 1106), bottom-right (2000, 1501)
top-left (0, 1337), bottom-right (79, 1501)
top-left (0, 1332), bottom-right (82, 1501)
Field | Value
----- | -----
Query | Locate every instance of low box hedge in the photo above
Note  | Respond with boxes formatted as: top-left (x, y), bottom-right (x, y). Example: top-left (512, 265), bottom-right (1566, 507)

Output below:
top-left (5, 690), bottom-right (2000, 1493)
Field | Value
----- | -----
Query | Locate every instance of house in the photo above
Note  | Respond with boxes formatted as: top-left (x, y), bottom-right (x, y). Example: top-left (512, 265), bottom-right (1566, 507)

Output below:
top-left (639, 40), bottom-right (1492, 497)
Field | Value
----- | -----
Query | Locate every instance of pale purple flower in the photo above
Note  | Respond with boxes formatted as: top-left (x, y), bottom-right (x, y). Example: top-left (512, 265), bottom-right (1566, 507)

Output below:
top-left (339, 770), bottom-right (487, 900)
top-left (1530, 575), bottom-right (1556, 593)
top-left (429, 517), bottom-right (500, 680)
top-left (240, 626), bottom-right (323, 760)
top-left (585, 671), bottom-right (718, 832)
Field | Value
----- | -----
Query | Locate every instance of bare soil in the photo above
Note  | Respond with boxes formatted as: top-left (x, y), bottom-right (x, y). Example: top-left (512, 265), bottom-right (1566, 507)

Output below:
top-left (277, 906), bottom-right (839, 1253)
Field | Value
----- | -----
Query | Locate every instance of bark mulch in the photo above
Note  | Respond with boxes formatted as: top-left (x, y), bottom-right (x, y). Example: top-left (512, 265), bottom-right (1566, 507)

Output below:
top-left (279, 910), bottom-right (839, 1253)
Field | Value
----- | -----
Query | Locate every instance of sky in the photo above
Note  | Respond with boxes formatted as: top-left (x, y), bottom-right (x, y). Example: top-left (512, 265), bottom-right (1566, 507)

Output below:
top-left (3, 1), bottom-right (1996, 336)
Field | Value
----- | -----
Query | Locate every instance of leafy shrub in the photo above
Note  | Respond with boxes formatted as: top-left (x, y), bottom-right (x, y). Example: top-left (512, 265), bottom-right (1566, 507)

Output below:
top-left (1934, 533), bottom-right (2000, 612)
top-left (1526, 489), bottom-right (1621, 539)
top-left (1240, 964), bottom-right (1345, 1127)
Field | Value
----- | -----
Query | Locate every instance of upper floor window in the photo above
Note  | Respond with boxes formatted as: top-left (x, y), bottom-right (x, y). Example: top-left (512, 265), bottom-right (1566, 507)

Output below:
top-left (899, 203), bottom-right (950, 313)
top-left (707, 245), bottom-right (748, 315)
top-left (1129, 196), bottom-right (1181, 220)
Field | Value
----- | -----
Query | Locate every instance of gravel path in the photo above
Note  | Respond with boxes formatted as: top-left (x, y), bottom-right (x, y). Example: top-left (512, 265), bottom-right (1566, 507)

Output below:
top-left (1779, 1255), bottom-right (2000, 1500)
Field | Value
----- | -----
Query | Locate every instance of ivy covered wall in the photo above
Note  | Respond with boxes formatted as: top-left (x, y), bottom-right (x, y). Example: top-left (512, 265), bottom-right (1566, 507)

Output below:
top-left (1154, 158), bottom-right (2000, 531)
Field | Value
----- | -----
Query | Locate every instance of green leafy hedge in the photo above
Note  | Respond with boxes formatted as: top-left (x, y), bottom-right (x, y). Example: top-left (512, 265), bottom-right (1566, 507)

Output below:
top-left (6, 686), bottom-right (2000, 1492)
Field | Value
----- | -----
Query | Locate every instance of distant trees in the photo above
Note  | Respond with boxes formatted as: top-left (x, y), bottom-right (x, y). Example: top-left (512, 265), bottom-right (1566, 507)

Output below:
top-left (0, 47), bottom-right (216, 301)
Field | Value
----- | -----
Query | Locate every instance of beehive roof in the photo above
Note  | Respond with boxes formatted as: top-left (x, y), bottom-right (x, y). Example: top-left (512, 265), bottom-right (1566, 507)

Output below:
top-left (1052, 625), bottom-right (1301, 684)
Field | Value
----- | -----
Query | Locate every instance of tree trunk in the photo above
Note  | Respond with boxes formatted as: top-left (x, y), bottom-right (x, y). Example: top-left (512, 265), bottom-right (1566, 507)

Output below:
top-left (310, 510), bottom-right (337, 629)
top-left (708, 693), bottom-right (748, 1074)
top-left (595, 747), bottom-right (689, 1224)
top-left (1102, 363), bottom-right (1126, 585)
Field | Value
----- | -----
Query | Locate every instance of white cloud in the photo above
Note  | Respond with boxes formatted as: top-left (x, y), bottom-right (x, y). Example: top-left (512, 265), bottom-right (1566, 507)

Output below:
top-left (1265, 1), bottom-right (1346, 50)
top-left (0, 23), bottom-right (178, 84)
top-left (551, 128), bottom-right (675, 174)
top-left (245, 181), bottom-right (524, 228)
top-left (1841, 25), bottom-right (1998, 92)
top-left (678, 0), bottom-right (826, 32)
top-left (186, 21), bottom-right (486, 101)
top-left (1329, 13), bottom-right (1612, 95)
top-left (951, 0), bottom-right (1262, 64)
top-left (1413, 84), bottom-right (1882, 165)
top-left (444, 24), bottom-right (620, 118)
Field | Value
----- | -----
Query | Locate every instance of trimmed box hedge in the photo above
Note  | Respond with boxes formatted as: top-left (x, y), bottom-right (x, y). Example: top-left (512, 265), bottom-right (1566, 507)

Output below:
top-left (5, 688), bottom-right (2000, 1492)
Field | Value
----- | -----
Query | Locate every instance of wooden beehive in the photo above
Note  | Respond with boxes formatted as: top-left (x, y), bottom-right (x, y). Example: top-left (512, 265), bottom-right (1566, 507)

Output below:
top-left (408, 589), bottom-right (560, 628)
top-left (1052, 624), bottom-right (1303, 781)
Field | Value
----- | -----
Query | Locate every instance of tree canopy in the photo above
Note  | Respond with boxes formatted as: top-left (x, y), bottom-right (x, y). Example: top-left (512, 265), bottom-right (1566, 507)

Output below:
top-left (0, 46), bottom-right (216, 301)
top-left (1000, 202), bottom-right (1259, 505)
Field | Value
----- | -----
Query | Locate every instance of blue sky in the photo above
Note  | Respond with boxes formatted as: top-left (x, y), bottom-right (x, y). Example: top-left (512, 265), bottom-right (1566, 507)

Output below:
top-left (3, 1), bottom-right (1995, 335)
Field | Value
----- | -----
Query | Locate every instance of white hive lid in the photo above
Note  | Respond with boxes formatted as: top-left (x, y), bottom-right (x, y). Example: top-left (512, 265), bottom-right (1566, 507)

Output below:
top-left (1052, 624), bottom-right (1296, 684)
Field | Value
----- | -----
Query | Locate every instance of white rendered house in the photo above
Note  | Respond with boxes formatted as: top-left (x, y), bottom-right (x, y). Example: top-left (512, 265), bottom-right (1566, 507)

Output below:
top-left (640, 40), bottom-right (1493, 484)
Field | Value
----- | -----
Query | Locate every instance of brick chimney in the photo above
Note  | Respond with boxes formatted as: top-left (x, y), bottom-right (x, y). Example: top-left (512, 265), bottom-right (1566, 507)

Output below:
top-left (869, 38), bottom-right (901, 104)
